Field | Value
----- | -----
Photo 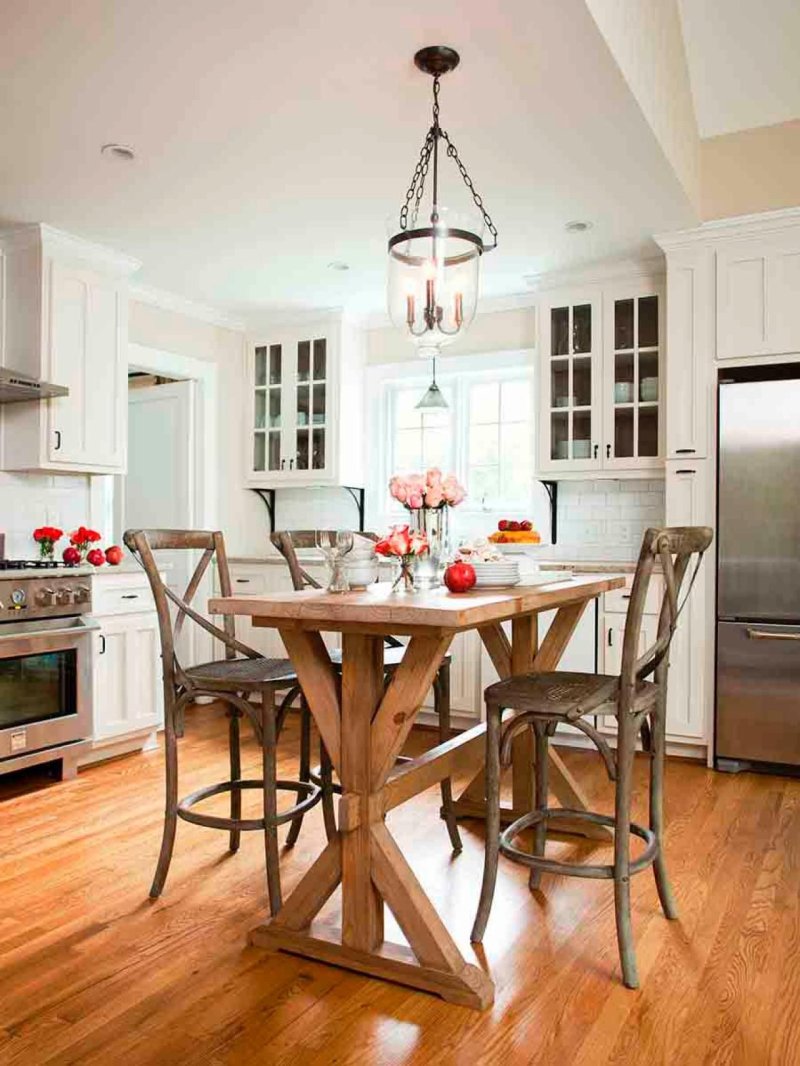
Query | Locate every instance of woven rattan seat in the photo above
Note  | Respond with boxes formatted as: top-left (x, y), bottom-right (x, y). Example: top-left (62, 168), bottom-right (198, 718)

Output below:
top-left (186, 656), bottom-right (298, 691)
top-left (486, 671), bottom-right (657, 721)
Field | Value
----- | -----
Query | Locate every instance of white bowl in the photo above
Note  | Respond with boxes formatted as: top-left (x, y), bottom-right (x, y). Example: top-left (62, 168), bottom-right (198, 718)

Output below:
top-left (343, 558), bottom-right (379, 589)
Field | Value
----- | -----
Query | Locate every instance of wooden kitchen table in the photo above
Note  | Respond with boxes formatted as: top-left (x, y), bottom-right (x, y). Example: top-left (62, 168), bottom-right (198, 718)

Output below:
top-left (210, 573), bottom-right (624, 1010)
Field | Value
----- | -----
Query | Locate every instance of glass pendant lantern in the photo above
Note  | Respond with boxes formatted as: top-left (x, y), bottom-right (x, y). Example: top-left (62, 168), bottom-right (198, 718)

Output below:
top-left (387, 47), bottom-right (498, 382)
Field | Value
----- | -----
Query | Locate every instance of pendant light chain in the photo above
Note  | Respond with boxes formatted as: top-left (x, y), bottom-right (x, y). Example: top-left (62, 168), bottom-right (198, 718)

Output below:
top-left (397, 73), bottom-right (498, 250)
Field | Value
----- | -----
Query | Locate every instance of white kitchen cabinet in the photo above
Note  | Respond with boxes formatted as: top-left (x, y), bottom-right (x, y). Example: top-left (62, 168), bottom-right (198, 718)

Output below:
top-left (92, 611), bottom-right (163, 742)
top-left (536, 273), bottom-right (665, 478)
top-left (245, 314), bottom-right (365, 488)
top-left (661, 246), bottom-right (714, 459)
top-left (597, 587), bottom-right (658, 737)
top-left (716, 229), bottom-right (800, 360)
top-left (663, 459), bottom-right (714, 742)
top-left (0, 224), bottom-right (139, 474)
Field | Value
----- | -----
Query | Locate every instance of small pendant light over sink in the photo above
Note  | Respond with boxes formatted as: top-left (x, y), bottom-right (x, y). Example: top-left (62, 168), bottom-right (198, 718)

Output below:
top-left (387, 46), bottom-right (498, 406)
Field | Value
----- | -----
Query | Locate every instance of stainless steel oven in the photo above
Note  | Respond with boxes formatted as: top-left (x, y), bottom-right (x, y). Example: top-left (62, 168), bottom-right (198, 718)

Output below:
top-left (0, 568), bottom-right (96, 779)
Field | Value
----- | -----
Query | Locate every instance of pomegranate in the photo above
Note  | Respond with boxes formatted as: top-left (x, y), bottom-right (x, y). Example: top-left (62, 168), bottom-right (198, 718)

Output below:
top-left (62, 546), bottom-right (81, 566)
top-left (444, 562), bottom-right (476, 594)
top-left (87, 548), bottom-right (105, 567)
top-left (105, 545), bottom-right (124, 566)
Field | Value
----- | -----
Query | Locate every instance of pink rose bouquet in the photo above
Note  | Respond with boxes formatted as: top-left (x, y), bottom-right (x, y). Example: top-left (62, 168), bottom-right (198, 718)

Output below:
top-left (389, 468), bottom-right (466, 510)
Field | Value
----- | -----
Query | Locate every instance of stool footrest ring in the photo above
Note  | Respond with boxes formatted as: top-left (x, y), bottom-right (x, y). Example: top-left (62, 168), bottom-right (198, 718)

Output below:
top-left (177, 778), bottom-right (321, 833)
top-left (500, 807), bottom-right (658, 880)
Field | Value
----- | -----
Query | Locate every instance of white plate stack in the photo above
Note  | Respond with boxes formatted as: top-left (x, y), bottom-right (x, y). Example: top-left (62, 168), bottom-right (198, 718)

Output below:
top-left (470, 560), bottom-right (520, 588)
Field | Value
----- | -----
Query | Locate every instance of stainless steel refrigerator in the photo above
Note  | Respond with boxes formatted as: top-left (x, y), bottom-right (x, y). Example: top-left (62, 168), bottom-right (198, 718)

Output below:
top-left (716, 368), bottom-right (800, 771)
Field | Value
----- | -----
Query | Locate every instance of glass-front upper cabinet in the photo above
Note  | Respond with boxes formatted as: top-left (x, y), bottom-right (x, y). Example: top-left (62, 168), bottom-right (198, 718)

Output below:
top-left (246, 316), bottom-right (364, 488)
top-left (538, 293), bottom-right (602, 473)
top-left (603, 286), bottom-right (663, 470)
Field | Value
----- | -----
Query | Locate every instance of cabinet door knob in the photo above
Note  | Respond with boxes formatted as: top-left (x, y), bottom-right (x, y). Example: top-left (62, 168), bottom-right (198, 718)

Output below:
top-left (280, 458), bottom-right (286, 469)
top-left (593, 444), bottom-right (598, 459)
top-left (54, 430), bottom-right (62, 451)
top-left (606, 444), bottom-right (611, 459)
top-left (289, 458), bottom-right (294, 469)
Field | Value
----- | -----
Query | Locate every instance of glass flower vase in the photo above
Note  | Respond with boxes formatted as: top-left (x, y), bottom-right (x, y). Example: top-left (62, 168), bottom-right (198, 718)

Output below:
top-left (410, 506), bottom-right (450, 591)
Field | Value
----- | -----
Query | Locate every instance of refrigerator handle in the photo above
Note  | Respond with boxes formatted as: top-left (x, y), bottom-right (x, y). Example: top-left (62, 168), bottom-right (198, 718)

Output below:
top-left (746, 628), bottom-right (800, 642)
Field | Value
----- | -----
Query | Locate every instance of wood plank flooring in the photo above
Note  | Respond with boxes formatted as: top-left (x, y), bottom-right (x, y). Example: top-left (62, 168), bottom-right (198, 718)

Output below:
top-left (1, 705), bottom-right (798, 1065)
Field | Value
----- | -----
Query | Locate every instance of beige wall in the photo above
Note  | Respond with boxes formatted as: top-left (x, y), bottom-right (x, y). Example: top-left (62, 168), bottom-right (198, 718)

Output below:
top-left (128, 300), bottom-right (266, 557)
top-left (586, 0), bottom-right (700, 211)
top-left (701, 119), bottom-right (800, 220)
top-left (366, 306), bottom-right (536, 365)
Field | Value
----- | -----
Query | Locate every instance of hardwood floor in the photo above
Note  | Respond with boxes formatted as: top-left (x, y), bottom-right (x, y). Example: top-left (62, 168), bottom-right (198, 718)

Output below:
top-left (1, 706), bottom-right (798, 1065)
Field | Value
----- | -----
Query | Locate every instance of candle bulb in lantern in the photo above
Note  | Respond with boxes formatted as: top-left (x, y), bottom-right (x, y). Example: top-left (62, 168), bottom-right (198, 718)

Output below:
top-left (406, 294), bottom-right (415, 328)
top-left (454, 292), bottom-right (463, 328)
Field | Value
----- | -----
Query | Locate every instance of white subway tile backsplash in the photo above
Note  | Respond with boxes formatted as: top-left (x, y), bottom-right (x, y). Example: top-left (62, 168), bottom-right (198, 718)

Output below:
top-left (0, 473), bottom-right (92, 558)
top-left (555, 478), bottom-right (665, 560)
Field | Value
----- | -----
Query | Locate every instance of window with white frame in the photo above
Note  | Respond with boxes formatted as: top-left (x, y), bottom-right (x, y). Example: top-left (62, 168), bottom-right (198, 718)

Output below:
top-left (382, 360), bottom-right (534, 514)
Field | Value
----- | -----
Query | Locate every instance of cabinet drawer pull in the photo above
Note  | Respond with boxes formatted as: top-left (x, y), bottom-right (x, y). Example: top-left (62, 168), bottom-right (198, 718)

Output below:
top-left (746, 628), bottom-right (800, 642)
top-left (675, 469), bottom-right (696, 475)
top-left (54, 430), bottom-right (62, 451)
top-left (607, 628), bottom-right (613, 647)
top-left (593, 444), bottom-right (598, 459)
top-left (99, 634), bottom-right (106, 654)
top-left (675, 448), bottom-right (695, 454)
top-left (121, 593), bottom-right (139, 600)
top-left (621, 594), bottom-right (631, 600)
top-left (235, 578), bottom-right (251, 584)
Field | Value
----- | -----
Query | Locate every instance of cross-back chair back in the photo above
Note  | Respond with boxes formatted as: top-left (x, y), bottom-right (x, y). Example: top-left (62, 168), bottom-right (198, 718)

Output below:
top-left (619, 526), bottom-right (713, 699)
top-left (123, 528), bottom-right (260, 696)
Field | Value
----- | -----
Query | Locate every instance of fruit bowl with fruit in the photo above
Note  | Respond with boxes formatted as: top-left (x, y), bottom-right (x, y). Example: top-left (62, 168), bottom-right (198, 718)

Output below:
top-left (489, 519), bottom-right (542, 545)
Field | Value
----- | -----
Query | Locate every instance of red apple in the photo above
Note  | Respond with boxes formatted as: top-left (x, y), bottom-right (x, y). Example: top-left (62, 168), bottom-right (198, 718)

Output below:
top-left (87, 548), bottom-right (105, 567)
top-left (105, 545), bottom-right (124, 566)
top-left (497, 519), bottom-right (510, 531)
top-left (444, 561), bottom-right (476, 594)
top-left (62, 546), bottom-right (81, 566)
top-left (508, 520), bottom-right (521, 531)
top-left (520, 520), bottom-right (533, 531)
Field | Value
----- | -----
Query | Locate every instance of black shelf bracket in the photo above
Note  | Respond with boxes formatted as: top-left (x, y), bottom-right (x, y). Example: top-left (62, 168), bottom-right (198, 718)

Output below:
top-left (343, 486), bottom-right (366, 532)
top-left (250, 485), bottom-right (366, 535)
top-left (538, 479), bottom-right (558, 544)
top-left (251, 488), bottom-right (276, 534)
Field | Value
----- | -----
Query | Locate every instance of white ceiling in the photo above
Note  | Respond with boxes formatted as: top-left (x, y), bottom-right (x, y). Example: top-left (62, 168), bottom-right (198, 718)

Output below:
top-left (0, 0), bottom-right (696, 321)
top-left (678, 0), bottom-right (800, 139)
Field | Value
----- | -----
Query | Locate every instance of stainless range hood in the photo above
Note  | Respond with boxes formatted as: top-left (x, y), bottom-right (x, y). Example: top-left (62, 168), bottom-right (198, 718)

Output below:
top-left (0, 368), bottom-right (68, 403)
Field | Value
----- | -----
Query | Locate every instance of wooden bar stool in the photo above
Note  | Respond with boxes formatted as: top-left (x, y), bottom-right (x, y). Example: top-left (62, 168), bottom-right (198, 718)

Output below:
top-left (124, 528), bottom-right (322, 914)
top-left (471, 526), bottom-right (713, 988)
top-left (271, 529), bottom-right (462, 853)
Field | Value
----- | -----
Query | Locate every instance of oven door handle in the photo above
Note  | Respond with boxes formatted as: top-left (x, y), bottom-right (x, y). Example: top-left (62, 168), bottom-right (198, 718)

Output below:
top-left (0, 618), bottom-right (101, 642)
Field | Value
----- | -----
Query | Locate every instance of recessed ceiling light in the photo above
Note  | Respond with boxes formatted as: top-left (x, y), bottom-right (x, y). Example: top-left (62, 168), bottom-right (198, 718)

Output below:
top-left (101, 143), bottom-right (135, 161)
top-left (565, 220), bottom-right (593, 233)
top-left (327, 261), bottom-right (350, 272)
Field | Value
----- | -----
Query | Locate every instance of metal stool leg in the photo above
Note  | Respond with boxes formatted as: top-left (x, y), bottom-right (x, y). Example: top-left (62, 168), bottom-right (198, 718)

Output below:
top-left (150, 705), bottom-right (180, 899)
top-left (650, 705), bottom-right (678, 920)
top-left (434, 663), bottom-right (462, 853)
top-left (614, 713), bottom-right (639, 989)
top-left (228, 707), bottom-right (242, 853)
top-left (319, 740), bottom-right (338, 841)
top-left (261, 690), bottom-right (282, 916)
top-left (529, 721), bottom-right (549, 891)
top-left (471, 702), bottom-right (502, 943)
top-left (285, 697), bottom-right (311, 848)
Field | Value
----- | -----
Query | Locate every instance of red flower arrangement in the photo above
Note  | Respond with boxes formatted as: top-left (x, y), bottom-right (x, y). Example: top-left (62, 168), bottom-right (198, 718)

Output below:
top-left (32, 526), bottom-right (63, 561)
top-left (68, 526), bottom-right (102, 562)
top-left (374, 524), bottom-right (428, 591)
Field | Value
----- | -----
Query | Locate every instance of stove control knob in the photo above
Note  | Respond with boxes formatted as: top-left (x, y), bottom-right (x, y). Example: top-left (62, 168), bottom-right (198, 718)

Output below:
top-left (74, 584), bottom-right (91, 604)
top-left (10, 588), bottom-right (26, 609)
top-left (36, 586), bottom-right (56, 606)
top-left (56, 586), bottom-right (73, 605)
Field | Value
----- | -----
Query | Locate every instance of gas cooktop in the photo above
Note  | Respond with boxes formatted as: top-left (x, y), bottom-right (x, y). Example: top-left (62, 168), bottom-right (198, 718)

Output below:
top-left (0, 559), bottom-right (79, 571)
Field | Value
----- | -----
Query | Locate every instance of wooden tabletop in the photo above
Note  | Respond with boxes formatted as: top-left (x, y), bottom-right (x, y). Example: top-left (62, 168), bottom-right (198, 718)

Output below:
top-left (210, 573), bottom-right (625, 635)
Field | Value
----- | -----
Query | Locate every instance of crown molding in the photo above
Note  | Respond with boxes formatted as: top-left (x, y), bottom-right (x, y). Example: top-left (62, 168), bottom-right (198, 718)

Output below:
top-left (0, 223), bottom-right (141, 277)
top-left (129, 282), bottom-right (246, 332)
top-left (655, 206), bottom-right (800, 250)
top-left (524, 254), bottom-right (665, 292)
